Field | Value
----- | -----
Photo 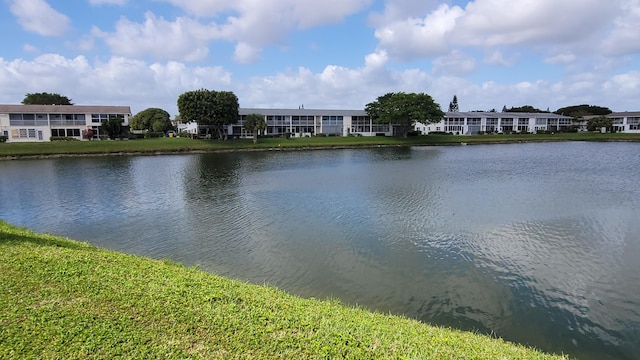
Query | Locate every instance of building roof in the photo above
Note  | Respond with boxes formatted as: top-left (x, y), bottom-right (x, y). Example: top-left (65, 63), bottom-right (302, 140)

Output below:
top-left (607, 111), bottom-right (640, 117)
top-left (0, 104), bottom-right (132, 114)
top-left (445, 111), bottom-right (572, 119)
top-left (239, 108), bottom-right (367, 116)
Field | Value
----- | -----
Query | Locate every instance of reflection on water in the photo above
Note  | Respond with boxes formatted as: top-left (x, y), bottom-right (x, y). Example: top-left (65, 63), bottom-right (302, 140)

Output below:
top-left (1, 142), bottom-right (640, 360)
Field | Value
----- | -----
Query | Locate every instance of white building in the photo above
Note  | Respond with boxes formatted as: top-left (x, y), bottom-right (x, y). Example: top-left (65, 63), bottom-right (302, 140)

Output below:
top-left (235, 108), bottom-right (393, 137)
top-left (416, 112), bottom-right (574, 135)
top-left (232, 109), bottom-right (575, 138)
top-left (0, 104), bottom-right (131, 142)
top-left (607, 112), bottom-right (640, 133)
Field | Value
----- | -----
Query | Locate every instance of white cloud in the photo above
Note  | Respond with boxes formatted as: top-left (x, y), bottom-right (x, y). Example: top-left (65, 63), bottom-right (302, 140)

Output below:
top-left (545, 53), bottom-right (577, 65)
top-left (92, 12), bottom-right (220, 62)
top-left (604, 71), bottom-right (640, 93)
top-left (484, 50), bottom-right (517, 67)
top-left (601, 0), bottom-right (640, 56)
top-left (1, 50), bottom-right (639, 118)
top-left (0, 54), bottom-right (231, 116)
top-left (432, 50), bottom-right (476, 76)
top-left (89, 0), bottom-right (127, 5)
top-left (9, 0), bottom-right (70, 37)
top-left (92, 0), bottom-right (371, 62)
top-left (374, 4), bottom-right (465, 60)
top-left (452, 0), bottom-right (613, 46)
top-left (233, 43), bottom-right (261, 64)
top-left (372, 0), bottom-right (626, 63)
top-left (23, 44), bottom-right (39, 53)
top-left (369, 0), bottom-right (440, 25)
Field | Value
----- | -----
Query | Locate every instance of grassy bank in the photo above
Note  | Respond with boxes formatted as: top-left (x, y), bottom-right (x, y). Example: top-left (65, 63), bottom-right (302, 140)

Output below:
top-left (0, 221), bottom-right (567, 359)
top-left (1, 132), bottom-right (639, 159)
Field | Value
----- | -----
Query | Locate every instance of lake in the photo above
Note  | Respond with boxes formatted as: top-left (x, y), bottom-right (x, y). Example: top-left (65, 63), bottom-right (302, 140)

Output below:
top-left (1, 141), bottom-right (639, 359)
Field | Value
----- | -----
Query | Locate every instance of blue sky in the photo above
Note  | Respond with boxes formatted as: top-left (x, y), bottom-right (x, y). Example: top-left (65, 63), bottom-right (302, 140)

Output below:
top-left (1, 0), bottom-right (639, 116)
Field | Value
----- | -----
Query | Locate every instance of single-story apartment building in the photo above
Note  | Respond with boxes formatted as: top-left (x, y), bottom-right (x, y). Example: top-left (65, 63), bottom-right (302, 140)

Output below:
top-left (0, 104), bottom-right (131, 142)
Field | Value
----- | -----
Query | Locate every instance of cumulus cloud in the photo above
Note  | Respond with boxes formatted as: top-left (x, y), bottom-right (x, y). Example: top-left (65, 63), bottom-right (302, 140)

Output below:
top-left (452, 0), bottom-right (611, 46)
top-left (484, 50), bottom-right (518, 67)
top-left (92, 0), bottom-right (371, 62)
top-left (233, 43), bottom-right (261, 64)
top-left (432, 50), bottom-right (476, 76)
top-left (9, 0), bottom-right (70, 37)
top-left (372, 0), bottom-right (625, 62)
top-left (374, 4), bottom-right (464, 60)
top-left (0, 54), bottom-right (231, 115)
top-left (1, 50), bottom-right (638, 118)
top-left (601, 0), bottom-right (640, 56)
top-left (92, 12), bottom-right (220, 62)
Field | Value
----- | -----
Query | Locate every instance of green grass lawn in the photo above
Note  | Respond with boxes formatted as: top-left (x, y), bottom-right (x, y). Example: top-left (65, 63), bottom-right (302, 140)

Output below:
top-left (0, 221), bottom-right (568, 359)
top-left (1, 133), bottom-right (639, 158)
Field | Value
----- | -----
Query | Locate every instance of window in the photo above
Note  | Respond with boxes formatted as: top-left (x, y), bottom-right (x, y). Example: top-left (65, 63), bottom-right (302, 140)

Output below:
top-left (92, 114), bottom-right (108, 123)
top-left (11, 128), bottom-right (38, 138)
top-left (8, 113), bottom-right (47, 126)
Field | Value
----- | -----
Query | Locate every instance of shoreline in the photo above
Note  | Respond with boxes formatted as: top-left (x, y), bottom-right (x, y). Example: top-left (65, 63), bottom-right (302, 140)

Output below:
top-left (2, 137), bottom-right (639, 161)
top-left (0, 221), bottom-right (567, 359)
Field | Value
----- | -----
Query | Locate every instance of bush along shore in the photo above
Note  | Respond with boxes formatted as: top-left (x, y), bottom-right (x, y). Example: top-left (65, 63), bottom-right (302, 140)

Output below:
top-left (1, 133), bottom-right (640, 160)
top-left (0, 221), bottom-right (568, 359)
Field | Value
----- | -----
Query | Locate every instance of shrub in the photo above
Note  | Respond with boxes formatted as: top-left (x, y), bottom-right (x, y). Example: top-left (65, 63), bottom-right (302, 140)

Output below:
top-left (0, 135), bottom-right (7, 143)
top-left (50, 136), bottom-right (80, 141)
top-left (144, 132), bottom-right (164, 138)
top-left (128, 133), bottom-right (145, 140)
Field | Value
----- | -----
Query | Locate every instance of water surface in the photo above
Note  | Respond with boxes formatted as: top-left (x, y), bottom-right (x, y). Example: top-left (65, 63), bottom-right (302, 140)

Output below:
top-left (1, 141), bottom-right (639, 359)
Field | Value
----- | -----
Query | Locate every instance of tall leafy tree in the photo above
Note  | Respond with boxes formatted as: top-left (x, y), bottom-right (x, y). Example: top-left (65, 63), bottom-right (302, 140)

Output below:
top-left (365, 92), bottom-right (444, 138)
top-left (448, 95), bottom-right (459, 112)
top-left (130, 108), bottom-right (172, 132)
top-left (177, 89), bottom-right (239, 140)
top-left (22, 92), bottom-right (72, 105)
top-left (243, 113), bottom-right (266, 144)
top-left (587, 116), bottom-right (613, 132)
top-left (101, 115), bottom-right (124, 140)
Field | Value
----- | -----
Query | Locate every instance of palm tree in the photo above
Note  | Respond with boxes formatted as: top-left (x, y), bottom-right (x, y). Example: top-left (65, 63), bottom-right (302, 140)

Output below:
top-left (244, 113), bottom-right (266, 144)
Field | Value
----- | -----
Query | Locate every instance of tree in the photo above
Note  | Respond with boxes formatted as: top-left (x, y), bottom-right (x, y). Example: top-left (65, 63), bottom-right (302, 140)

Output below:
top-left (177, 89), bottom-right (239, 140)
top-left (101, 115), bottom-right (124, 139)
top-left (587, 116), bottom-right (612, 132)
top-left (22, 92), bottom-right (73, 105)
top-left (243, 113), bottom-right (266, 144)
top-left (448, 95), bottom-right (459, 112)
top-left (130, 108), bottom-right (172, 133)
top-left (365, 92), bottom-right (444, 138)
top-left (504, 105), bottom-right (548, 113)
top-left (554, 104), bottom-right (612, 118)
